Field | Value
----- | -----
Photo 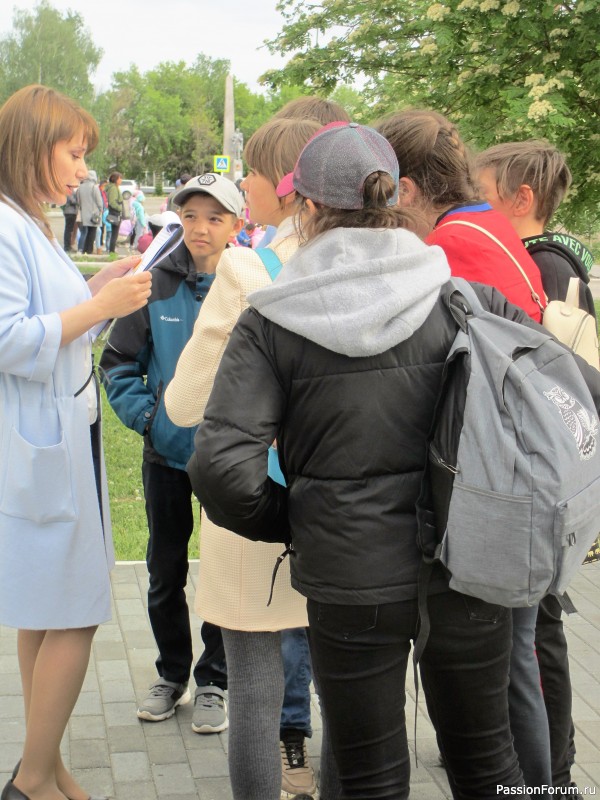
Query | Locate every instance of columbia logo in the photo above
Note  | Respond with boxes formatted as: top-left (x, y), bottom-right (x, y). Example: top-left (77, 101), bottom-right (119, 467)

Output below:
top-left (160, 315), bottom-right (181, 322)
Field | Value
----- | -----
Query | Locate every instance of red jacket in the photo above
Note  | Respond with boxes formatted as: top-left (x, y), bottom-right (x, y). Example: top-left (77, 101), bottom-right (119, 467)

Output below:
top-left (426, 204), bottom-right (546, 322)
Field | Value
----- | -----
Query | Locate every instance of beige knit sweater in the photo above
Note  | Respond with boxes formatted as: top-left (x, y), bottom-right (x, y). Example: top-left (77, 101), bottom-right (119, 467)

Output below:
top-left (165, 219), bottom-right (308, 631)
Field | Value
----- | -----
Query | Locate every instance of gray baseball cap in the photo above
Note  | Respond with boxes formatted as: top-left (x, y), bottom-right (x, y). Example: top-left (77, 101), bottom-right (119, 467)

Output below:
top-left (276, 122), bottom-right (399, 210)
top-left (172, 173), bottom-right (244, 216)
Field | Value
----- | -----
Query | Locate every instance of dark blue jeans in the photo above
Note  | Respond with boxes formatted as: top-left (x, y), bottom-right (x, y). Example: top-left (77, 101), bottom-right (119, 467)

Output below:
top-left (143, 461), bottom-right (314, 721)
top-left (307, 590), bottom-right (524, 800)
top-left (535, 594), bottom-right (576, 787)
top-left (509, 606), bottom-right (552, 791)
top-left (281, 627), bottom-right (312, 737)
top-left (143, 461), bottom-right (227, 688)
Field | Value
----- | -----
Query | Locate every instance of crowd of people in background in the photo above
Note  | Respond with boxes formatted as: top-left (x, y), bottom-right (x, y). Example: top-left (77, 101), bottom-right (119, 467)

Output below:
top-left (0, 83), bottom-right (599, 800)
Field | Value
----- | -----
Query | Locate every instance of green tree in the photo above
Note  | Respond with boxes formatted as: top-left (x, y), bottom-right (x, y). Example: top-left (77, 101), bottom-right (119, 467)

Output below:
top-left (0, 0), bottom-right (102, 105)
top-left (92, 57), bottom-right (272, 186)
top-left (264, 0), bottom-right (600, 230)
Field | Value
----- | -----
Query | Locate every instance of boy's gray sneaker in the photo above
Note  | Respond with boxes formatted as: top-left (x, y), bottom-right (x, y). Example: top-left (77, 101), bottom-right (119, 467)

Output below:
top-left (192, 685), bottom-right (228, 734)
top-left (137, 678), bottom-right (191, 721)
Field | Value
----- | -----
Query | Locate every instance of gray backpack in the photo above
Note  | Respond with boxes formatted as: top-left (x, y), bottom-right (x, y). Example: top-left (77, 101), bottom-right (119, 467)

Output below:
top-left (417, 278), bottom-right (600, 607)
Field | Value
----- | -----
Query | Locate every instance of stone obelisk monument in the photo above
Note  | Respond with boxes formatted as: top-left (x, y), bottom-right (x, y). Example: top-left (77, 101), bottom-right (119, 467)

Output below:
top-left (223, 73), bottom-right (244, 182)
top-left (222, 74), bottom-right (235, 182)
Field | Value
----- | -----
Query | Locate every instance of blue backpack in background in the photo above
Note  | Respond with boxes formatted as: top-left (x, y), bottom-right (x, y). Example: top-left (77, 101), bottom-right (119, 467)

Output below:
top-left (255, 248), bottom-right (286, 487)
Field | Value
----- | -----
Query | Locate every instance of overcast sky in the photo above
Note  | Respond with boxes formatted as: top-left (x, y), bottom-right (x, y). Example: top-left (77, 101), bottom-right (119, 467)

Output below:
top-left (2, 0), bottom-right (291, 93)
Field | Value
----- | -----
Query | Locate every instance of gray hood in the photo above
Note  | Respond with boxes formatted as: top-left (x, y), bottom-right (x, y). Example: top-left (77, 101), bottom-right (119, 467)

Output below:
top-left (248, 227), bottom-right (451, 357)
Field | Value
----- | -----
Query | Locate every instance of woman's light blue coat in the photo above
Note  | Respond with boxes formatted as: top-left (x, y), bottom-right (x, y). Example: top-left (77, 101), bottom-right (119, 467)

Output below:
top-left (0, 201), bottom-right (114, 629)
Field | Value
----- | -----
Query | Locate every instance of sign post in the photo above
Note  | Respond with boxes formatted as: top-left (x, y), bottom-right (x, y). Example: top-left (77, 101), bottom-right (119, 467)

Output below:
top-left (213, 155), bottom-right (231, 174)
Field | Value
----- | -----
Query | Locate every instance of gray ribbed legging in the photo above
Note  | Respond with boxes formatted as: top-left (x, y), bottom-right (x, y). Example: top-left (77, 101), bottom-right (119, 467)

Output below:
top-left (222, 628), bottom-right (342, 800)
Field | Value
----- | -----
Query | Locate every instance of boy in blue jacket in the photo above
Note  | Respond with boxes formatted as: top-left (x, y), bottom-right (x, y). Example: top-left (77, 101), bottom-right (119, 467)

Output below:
top-left (100, 174), bottom-right (244, 732)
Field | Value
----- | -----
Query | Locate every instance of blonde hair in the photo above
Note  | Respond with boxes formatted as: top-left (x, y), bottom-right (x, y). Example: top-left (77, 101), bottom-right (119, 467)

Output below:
top-left (0, 84), bottom-right (99, 237)
top-left (273, 96), bottom-right (350, 125)
top-left (475, 140), bottom-right (572, 226)
top-left (243, 118), bottom-right (321, 190)
top-left (375, 109), bottom-right (478, 210)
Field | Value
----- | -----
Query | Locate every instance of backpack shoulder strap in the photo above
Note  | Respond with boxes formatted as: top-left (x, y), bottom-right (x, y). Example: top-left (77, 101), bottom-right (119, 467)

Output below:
top-left (450, 276), bottom-right (482, 313)
top-left (254, 247), bottom-right (283, 282)
top-left (443, 277), bottom-right (483, 331)
top-left (443, 218), bottom-right (546, 313)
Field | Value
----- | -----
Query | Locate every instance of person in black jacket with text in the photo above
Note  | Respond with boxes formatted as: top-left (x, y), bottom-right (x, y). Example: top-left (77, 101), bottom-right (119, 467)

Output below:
top-left (476, 139), bottom-right (597, 792)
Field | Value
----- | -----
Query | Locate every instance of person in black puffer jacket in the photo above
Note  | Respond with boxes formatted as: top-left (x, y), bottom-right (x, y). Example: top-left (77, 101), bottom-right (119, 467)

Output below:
top-left (188, 123), bottom-right (533, 800)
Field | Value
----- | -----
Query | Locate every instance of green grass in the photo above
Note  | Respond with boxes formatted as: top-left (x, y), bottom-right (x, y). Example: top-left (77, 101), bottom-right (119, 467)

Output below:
top-left (595, 299), bottom-right (600, 322)
top-left (95, 344), bottom-right (200, 561)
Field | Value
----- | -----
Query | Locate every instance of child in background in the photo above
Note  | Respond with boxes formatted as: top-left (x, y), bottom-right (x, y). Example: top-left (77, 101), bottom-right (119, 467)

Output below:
top-left (130, 191), bottom-right (147, 252)
top-left (476, 140), bottom-right (596, 317)
top-left (136, 210), bottom-right (181, 255)
top-left (236, 222), bottom-right (254, 247)
top-left (475, 139), bottom-right (597, 793)
top-left (250, 223), bottom-right (265, 248)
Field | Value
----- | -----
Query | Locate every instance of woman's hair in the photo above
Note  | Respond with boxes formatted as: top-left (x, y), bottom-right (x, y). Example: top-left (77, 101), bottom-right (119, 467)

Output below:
top-left (243, 117), bottom-right (321, 189)
top-left (374, 109), bottom-right (478, 210)
top-left (108, 171), bottom-right (122, 183)
top-left (475, 140), bottom-right (572, 226)
top-left (273, 96), bottom-right (350, 125)
top-left (0, 84), bottom-right (99, 236)
top-left (298, 171), bottom-right (425, 241)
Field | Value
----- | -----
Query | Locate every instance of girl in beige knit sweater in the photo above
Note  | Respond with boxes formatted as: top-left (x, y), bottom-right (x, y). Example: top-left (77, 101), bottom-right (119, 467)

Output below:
top-left (165, 117), bottom-right (341, 800)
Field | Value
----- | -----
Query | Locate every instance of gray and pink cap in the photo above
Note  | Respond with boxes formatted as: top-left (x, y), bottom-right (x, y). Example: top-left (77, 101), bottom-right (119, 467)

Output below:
top-left (276, 122), bottom-right (399, 209)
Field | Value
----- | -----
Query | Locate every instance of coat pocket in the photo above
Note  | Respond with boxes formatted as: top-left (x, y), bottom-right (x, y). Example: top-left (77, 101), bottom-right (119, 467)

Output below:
top-left (0, 426), bottom-right (76, 523)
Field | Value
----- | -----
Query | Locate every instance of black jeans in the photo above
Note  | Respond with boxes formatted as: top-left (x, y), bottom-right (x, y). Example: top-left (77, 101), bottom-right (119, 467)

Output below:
top-left (108, 219), bottom-right (120, 253)
top-left (535, 595), bottom-right (576, 787)
top-left (307, 590), bottom-right (523, 800)
top-left (142, 460), bottom-right (227, 688)
top-left (81, 225), bottom-right (98, 255)
top-left (63, 213), bottom-right (76, 251)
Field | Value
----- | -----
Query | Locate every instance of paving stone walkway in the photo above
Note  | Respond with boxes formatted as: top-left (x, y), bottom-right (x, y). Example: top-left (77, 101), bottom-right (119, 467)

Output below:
top-left (1, 561), bottom-right (599, 799)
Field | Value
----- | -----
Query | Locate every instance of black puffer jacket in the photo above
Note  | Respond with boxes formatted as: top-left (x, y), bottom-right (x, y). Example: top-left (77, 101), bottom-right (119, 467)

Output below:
top-left (188, 227), bottom-right (541, 605)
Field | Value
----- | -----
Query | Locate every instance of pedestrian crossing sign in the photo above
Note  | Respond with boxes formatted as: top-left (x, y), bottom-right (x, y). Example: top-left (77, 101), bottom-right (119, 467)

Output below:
top-left (213, 155), bottom-right (230, 173)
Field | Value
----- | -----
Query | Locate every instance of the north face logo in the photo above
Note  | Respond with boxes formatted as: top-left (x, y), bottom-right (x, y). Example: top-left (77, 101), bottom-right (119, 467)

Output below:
top-left (543, 385), bottom-right (598, 461)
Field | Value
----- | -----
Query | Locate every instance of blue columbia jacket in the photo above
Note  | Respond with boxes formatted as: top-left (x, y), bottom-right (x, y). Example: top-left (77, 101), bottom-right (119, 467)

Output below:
top-left (99, 240), bottom-right (215, 470)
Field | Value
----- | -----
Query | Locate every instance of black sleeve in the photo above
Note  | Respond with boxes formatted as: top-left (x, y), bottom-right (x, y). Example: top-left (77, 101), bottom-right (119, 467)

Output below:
top-left (187, 308), bottom-right (290, 543)
top-left (469, 282), bottom-right (542, 328)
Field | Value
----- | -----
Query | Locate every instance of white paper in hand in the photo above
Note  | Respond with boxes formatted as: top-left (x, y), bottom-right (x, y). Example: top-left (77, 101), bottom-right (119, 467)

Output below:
top-left (130, 222), bottom-right (184, 273)
top-left (90, 221), bottom-right (184, 340)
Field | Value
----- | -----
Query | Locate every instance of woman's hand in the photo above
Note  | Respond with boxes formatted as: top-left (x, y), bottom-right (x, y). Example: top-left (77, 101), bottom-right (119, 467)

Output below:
top-left (86, 255), bottom-right (143, 295)
top-left (94, 271), bottom-right (152, 320)
top-left (59, 271), bottom-right (152, 346)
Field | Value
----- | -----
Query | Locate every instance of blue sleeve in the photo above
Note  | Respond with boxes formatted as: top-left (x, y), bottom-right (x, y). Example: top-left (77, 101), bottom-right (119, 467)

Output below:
top-left (99, 311), bottom-right (155, 435)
